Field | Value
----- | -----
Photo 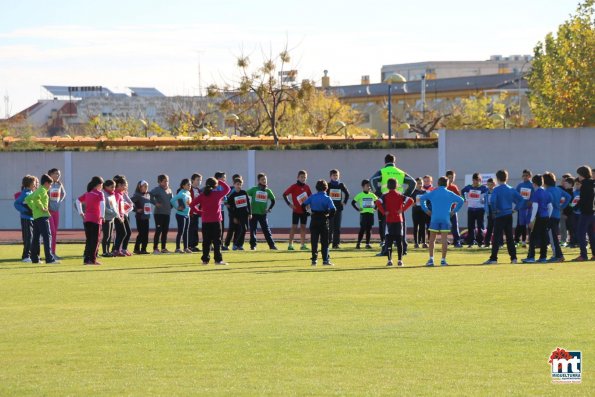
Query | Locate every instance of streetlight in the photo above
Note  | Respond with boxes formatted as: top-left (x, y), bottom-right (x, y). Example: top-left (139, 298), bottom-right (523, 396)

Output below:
top-left (334, 121), bottom-right (347, 139)
top-left (225, 113), bottom-right (240, 136)
top-left (384, 73), bottom-right (407, 140)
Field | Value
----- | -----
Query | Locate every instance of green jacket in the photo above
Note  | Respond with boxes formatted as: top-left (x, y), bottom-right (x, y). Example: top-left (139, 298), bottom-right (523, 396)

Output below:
top-left (24, 186), bottom-right (51, 219)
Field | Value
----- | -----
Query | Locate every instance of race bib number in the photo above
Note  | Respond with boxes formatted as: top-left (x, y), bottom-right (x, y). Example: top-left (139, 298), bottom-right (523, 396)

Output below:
top-left (571, 196), bottom-right (580, 206)
top-left (468, 190), bottom-right (481, 200)
top-left (415, 196), bottom-right (421, 205)
top-left (234, 195), bottom-right (248, 208)
top-left (49, 188), bottom-right (60, 201)
top-left (255, 191), bottom-right (268, 203)
top-left (329, 189), bottom-right (342, 200)
top-left (122, 201), bottom-right (132, 214)
top-left (296, 192), bottom-right (308, 205)
top-left (560, 197), bottom-right (566, 205)
top-left (520, 188), bottom-right (531, 200)
top-left (143, 203), bottom-right (152, 215)
top-left (362, 198), bottom-right (375, 208)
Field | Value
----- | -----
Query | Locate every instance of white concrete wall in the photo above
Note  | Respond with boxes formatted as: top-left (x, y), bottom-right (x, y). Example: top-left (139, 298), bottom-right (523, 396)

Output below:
top-left (0, 148), bottom-right (438, 230)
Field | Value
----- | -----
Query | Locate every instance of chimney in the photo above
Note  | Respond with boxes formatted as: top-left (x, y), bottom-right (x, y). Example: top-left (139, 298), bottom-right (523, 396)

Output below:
top-left (321, 70), bottom-right (330, 88)
top-left (361, 75), bottom-right (370, 85)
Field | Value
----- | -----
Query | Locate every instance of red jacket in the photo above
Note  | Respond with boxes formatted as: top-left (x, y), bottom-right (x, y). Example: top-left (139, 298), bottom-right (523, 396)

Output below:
top-left (376, 190), bottom-right (413, 223)
top-left (190, 181), bottom-right (231, 223)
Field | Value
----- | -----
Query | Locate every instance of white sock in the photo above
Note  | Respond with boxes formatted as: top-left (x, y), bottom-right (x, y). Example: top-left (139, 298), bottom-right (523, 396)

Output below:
top-left (429, 256), bottom-right (434, 261)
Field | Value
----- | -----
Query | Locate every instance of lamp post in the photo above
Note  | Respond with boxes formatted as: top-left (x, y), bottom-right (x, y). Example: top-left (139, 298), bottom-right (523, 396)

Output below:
top-left (384, 73), bottom-right (407, 140)
top-left (225, 113), bottom-right (240, 136)
top-left (334, 121), bottom-right (347, 139)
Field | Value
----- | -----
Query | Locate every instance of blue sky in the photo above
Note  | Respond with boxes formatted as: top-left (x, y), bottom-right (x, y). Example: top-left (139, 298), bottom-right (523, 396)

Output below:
top-left (0, 0), bottom-right (580, 114)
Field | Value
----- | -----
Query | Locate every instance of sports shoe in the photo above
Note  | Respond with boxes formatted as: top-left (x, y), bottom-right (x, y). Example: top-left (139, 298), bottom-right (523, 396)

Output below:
top-left (537, 258), bottom-right (548, 263)
top-left (425, 259), bottom-right (434, 267)
top-left (122, 250), bottom-right (132, 256)
top-left (397, 260), bottom-right (404, 267)
top-left (202, 260), bottom-right (209, 265)
top-left (175, 249), bottom-right (185, 254)
top-left (414, 243), bottom-right (420, 249)
top-left (547, 257), bottom-right (560, 263)
top-left (84, 260), bottom-right (96, 265)
top-left (483, 259), bottom-right (497, 265)
top-left (102, 252), bottom-right (114, 257)
top-left (355, 244), bottom-right (361, 249)
top-left (365, 244), bottom-right (373, 249)
top-left (322, 261), bottom-right (333, 266)
top-left (311, 260), bottom-right (317, 266)
top-left (270, 246), bottom-right (278, 250)
top-left (423, 243), bottom-right (429, 248)
top-left (440, 258), bottom-right (448, 266)
top-left (453, 243), bottom-right (462, 248)
top-left (287, 245), bottom-right (295, 251)
top-left (300, 244), bottom-right (309, 251)
top-left (522, 257), bottom-right (536, 263)
top-left (53, 255), bottom-right (61, 260)
top-left (185, 248), bottom-right (193, 254)
top-left (221, 246), bottom-right (229, 251)
top-left (46, 260), bottom-right (60, 264)
top-left (93, 260), bottom-right (102, 265)
top-left (251, 246), bottom-right (257, 251)
top-left (571, 256), bottom-right (588, 262)
top-left (511, 259), bottom-right (518, 264)
top-left (236, 247), bottom-right (245, 251)
top-left (161, 249), bottom-right (171, 254)
top-left (215, 261), bottom-right (228, 265)
top-left (386, 260), bottom-right (393, 267)
top-left (153, 249), bottom-right (161, 255)
top-left (111, 251), bottom-right (124, 257)
top-left (232, 245), bottom-right (239, 251)
top-left (375, 251), bottom-right (387, 257)
top-left (21, 258), bottom-right (32, 263)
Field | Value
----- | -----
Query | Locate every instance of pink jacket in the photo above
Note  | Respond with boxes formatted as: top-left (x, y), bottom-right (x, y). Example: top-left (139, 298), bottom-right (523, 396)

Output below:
top-left (190, 181), bottom-right (231, 223)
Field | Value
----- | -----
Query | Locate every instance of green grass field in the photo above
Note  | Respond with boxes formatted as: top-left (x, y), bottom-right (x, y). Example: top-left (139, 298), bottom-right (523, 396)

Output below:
top-left (0, 243), bottom-right (593, 396)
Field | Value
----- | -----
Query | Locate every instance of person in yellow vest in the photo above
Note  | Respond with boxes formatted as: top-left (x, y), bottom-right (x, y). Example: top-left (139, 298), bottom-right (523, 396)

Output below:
top-left (370, 153), bottom-right (415, 256)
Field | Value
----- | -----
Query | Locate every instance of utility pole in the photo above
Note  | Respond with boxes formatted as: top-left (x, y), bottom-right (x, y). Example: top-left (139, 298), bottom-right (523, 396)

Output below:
top-left (3, 93), bottom-right (9, 118)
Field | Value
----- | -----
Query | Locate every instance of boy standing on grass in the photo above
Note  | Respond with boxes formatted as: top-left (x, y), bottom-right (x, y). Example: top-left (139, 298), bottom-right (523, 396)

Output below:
top-left (543, 172), bottom-right (571, 262)
top-left (150, 174), bottom-right (173, 254)
top-left (24, 174), bottom-right (59, 264)
top-left (515, 169), bottom-right (534, 246)
top-left (14, 175), bottom-right (36, 262)
top-left (302, 180), bottom-right (336, 266)
top-left (572, 165), bottom-right (594, 262)
top-left (376, 179), bottom-right (414, 267)
top-left (283, 170), bottom-right (312, 251)
top-left (461, 173), bottom-right (489, 248)
top-left (483, 170), bottom-right (525, 265)
top-left (351, 179), bottom-right (378, 249)
top-left (247, 173), bottom-right (278, 251)
top-left (419, 176), bottom-right (464, 267)
top-left (327, 169), bottom-right (350, 249)
top-left (484, 178), bottom-right (496, 248)
top-left (226, 177), bottom-right (252, 250)
top-left (522, 174), bottom-right (552, 264)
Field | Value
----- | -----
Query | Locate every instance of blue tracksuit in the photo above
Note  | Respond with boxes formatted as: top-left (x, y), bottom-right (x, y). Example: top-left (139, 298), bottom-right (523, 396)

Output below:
top-left (546, 186), bottom-right (571, 220)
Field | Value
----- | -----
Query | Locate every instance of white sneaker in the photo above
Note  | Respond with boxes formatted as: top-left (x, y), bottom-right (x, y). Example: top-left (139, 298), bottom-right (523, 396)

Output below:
top-left (21, 258), bottom-right (32, 263)
top-left (386, 261), bottom-right (393, 267)
top-left (397, 260), bottom-right (404, 267)
top-left (153, 249), bottom-right (161, 255)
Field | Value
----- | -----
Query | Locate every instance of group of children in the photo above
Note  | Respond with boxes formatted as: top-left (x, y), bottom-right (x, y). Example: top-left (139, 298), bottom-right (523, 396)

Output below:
top-left (13, 161), bottom-right (595, 267)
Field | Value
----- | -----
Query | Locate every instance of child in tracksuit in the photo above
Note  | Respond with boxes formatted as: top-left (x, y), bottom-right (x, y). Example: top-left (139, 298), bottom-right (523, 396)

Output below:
top-left (112, 175), bottom-right (133, 256)
top-left (247, 173), bottom-right (277, 251)
top-left (351, 179), bottom-right (378, 249)
top-left (376, 178), bottom-right (414, 267)
top-left (101, 180), bottom-right (119, 257)
top-left (328, 169), bottom-right (350, 249)
top-left (522, 174), bottom-right (552, 263)
top-left (461, 173), bottom-right (489, 247)
top-left (24, 174), bottom-right (58, 264)
top-left (47, 168), bottom-right (66, 259)
top-left (170, 179), bottom-right (192, 253)
top-left (302, 180), bottom-right (336, 266)
top-left (226, 178), bottom-right (252, 250)
top-left (544, 172), bottom-right (571, 262)
top-left (484, 178), bottom-right (496, 248)
top-left (515, 169), bottom-right (534, 245)
top-left (410, 178), bottom-right (427, 248)
top-left (76, 176), bottom-right (105, 265)
top-left (14, 175), bottom-right (36, 262)
top-left (150, 174), bottom-right (173, 254)
top-left (131, 180), bottom-right (151, 254)
top-left (190, 177), bottom-right (231, 265)
top-left (188, 173), bottom-right (202, 252)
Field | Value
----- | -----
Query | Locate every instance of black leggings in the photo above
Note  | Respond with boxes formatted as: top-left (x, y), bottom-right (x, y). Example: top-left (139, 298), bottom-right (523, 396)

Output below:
top-left (412, 207), bottom-right (426, 244)
top-left (202, 222), bottom-right (222, 263)
top-left (310, 216), bottom-right (330, 262)
top-left (102, 220), bottom-right (114, 254)
top-left (385, 222), bottom-right (404, 261)
top-left (134, 217), bottom-right (150, 252)
top-left (153, 214), bottom-right (170, 250)
top-left (358, 213), bottom-right (374, 245)
top-left (175, 214), bottom-right (190, 250)
top-left (84, 221), bottom-right (100, 263)
top-left (113, 216), bottom-right (131, 251)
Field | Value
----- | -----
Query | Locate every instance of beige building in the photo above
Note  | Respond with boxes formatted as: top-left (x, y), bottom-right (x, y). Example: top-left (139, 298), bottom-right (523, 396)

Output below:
top-left (381, 55), bottom-right (533, 82)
